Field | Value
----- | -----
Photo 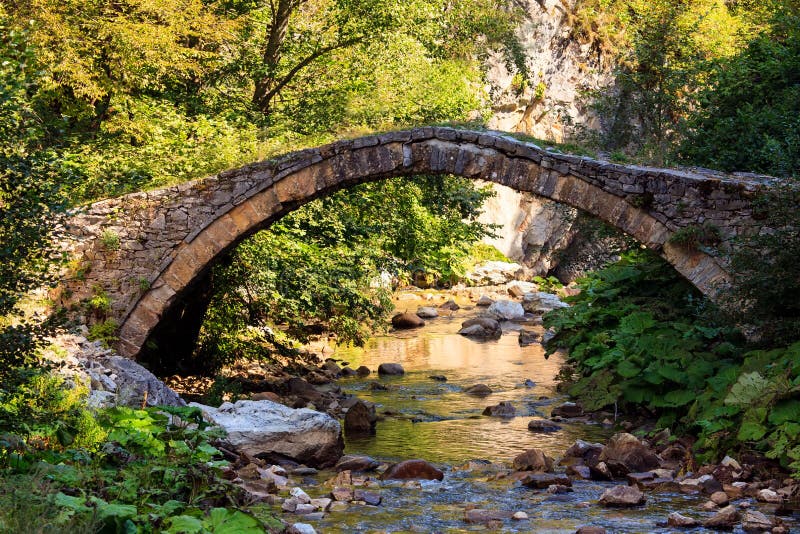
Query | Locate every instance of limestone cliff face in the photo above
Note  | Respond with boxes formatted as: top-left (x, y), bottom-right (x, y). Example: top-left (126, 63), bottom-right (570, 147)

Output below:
top-left (486, 0), bottom-right (610, 141)
top-left (480, 0), bottom-right (614, 276)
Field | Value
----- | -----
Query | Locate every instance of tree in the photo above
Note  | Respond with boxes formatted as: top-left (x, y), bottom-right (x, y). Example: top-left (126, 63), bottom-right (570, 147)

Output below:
top-left (678, 9), bottom-right (800, 176)
top-left (586, 0), bottom-right (745, 162)
top-left (0, 9), bottom-right (66, 379)
top-left (235, 0), bottom-right (525, 117)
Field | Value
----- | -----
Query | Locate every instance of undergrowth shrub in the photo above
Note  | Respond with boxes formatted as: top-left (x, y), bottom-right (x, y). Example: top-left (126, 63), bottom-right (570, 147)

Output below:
top-left (545, 250), bottom-right (800, 472)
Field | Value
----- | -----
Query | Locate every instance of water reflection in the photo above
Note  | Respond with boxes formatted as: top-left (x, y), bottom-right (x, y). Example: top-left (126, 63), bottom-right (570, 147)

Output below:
top-left (334, 308), bottom-right (607, 464)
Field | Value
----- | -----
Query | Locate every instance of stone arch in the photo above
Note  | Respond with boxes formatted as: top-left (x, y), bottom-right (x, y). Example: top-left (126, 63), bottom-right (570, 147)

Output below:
top-left (63, 127), bottom-right (764, 359)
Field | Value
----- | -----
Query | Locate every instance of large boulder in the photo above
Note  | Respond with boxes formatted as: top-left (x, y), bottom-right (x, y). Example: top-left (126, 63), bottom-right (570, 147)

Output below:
top-left (598, 485), bottom-right (646, 507)
top-left (344, 400), bottom-right (377, 434)
top-left (190, 400), bottom-right (344, 468)
top-left (513, 448), bottom-right (554, 472)
top-left (483, 401), bottom-right (515, 418)
top-left (598, 433), bottom-right (661, 475)
top-left (487, 300), bottom-right (525, 321)
top-left (102, 355), bottom-right (185, 407)
top-left (377, 363), bottom-right (405, 376)
top-left (382, 459), bottom-right (444, 481)
top-left (391, 312), bottom-right (425, 329)
top-left (416, 306), bottom-right (439, 319)
top-left (522, 292), bottom-right (569, 314)
top-left (458, 317), bottom-right (501, 339)
top-left (465, 261), bottom-right (524, 285)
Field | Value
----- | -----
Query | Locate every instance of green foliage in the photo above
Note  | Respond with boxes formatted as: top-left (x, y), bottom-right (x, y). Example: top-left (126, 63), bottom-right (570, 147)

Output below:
top-left (99, 230), bottom-right (120, 252)
top-left (679, 10), bottom-right (800, 176)
top-left (545, 250), bottom-right (800, 473)
top-left (87, 320), bottom-right (119, 349)
top-left (532, 276), bottom-right (563, 293)
top-left (722, 184), bottom-right (800, 345)
top-left (0, 371), bottom-right (105, 451)
top-left (583, 0), bottom-right (748, 162)
top-left (667, 223), bottom-right (722, 250)
top-left (0, 7), bottom-right (67, 377)
top-left (0, 403), bottom-right (275, 532)
top-left (194, 175), bottom-right (494, 373)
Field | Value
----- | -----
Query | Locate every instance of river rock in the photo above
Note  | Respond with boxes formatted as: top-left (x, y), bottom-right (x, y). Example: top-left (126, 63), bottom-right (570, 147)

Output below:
top-left (521, 473), bottom-right (571, 489)
top-left (251, 391), bottom-right (281, 403)
top-left (476, 295), bottom-right (495, 307)
top-left (464, 384), bottom-right (493, 396)
top-left (551, 402), bottom-right (583, 418)
top-left (575, 528), bottom-right (606, 534)
top-left (528, 419), bottom-right (561, 432)
top-left (742, 510), bottom-right (773, 532)
top-left (458, 317), bottom-right (502, 339)
top-left (518, 330), bottom-right (540, 346)
top-left (391, 312), bottom-right (425, 329)
top-left (102, 355), bottom-right (185, 407)
top-left (429, 375), bottom-right (447, 381)
top-left (331, 487), bottom-right (354, 501)
top-left (344, 400), bottom-right (377, 434)
top-left (335, 455), bottom-right (380, 472)
top-left (439, 299), bottom-right (460, 310)
top-left (667, 512), bottom-right (699, 527)
top-left (353, 489), bottom-right (381, 505)
top-left (523, 292), bottom-right (570, 314)
top-left (416, 306), bottom-right (439, 318)
top-left (757, 488), bottom-right (783, 504)
top-left (381, 459), bottom-right (444, 481)
top-left (566, 465), bottom-right (591, 479)
top-left (703, 505), bottom-right (740, 529)
top-left (598, 485), bottom-right (646, 507)
top-left (565, 439), bottom-right (604, 459)
top-left (287, 523), bottom-right (316, 534)
top-left (483, 401), bottom-right (516, 417)
top-left (711, 491), bottom-right (730, 506)
top-left (465, 509), bottom-right (513, 524)
top-left (598, 433), bottom-right (661, 475)
top-left (377, 363), bottom-right (405, 376)
top-left (356, 365), bottom-right (371, 377)
top-left (310, 498), bottom-right (331, 511)
top-left (189, 400), bottom-right (343, 468)
top-left (321, 360), bottom-right (342, 375)
top-left (487, 300), bottom-right (525, 320)
top-left (513, 449), bottom-right (554, 472)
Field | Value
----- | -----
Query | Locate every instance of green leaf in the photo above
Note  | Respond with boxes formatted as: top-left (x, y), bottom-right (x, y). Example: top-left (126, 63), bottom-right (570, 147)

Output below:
top-left (738, 421), bottom-right (768, 441)
top-left (207, 508), bottom-right (264, 534)
top-left (618, 312), bottom-right (656, 335)
top-left (769, 400), bottom-right (800, 426)
top-left (652, 389), bottom-right (697, 408)
top-left (724, 372), bottom-right (772, 407)
top-left (617, 359), bottom-right (641, 378)
top-left (164, 515), bottom-right (205, 534)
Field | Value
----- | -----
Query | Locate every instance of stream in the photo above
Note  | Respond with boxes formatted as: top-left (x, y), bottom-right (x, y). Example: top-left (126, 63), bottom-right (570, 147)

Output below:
top-left (293, 293), bottom-right (795, 533)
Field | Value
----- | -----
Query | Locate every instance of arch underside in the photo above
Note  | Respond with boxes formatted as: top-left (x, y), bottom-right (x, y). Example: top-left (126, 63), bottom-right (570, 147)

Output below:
top-left (113, 129), bottom-right (742, 358)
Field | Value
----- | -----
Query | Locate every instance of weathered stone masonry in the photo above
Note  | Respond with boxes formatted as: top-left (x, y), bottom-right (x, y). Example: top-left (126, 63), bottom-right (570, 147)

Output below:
top-left (62, 127), bottom-right (771, 359)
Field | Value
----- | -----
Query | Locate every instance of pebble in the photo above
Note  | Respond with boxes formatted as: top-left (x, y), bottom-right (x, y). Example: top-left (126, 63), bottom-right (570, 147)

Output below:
top-left (512, 511), bottom-right (528, 520)
top-left (667, 512), bottom-right (699, 527)
top-left (288, 523), bottom-right (316, 534)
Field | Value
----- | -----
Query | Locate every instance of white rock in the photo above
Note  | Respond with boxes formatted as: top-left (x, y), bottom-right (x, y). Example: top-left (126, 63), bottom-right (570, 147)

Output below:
top-left (86, 390), bottom-right (117, 409)
top-left (487, 300), bottom-right (525, 320)
top-left (189, 400), bottom-right (343, 468)
top-left (290, 487), bottom-right (311, 504)
top-left (288, 523), bottom-right (317, 534)
top-left (721, 455), bottom-right (742, 471)
top-left (101, 355), bottom-right (184, 407)
top-left (465, 261), bottom-right (523, 285)
top-left (756, 488), bottom-right (783, 504)
top-left (512, 511), bottom-right (529, 520)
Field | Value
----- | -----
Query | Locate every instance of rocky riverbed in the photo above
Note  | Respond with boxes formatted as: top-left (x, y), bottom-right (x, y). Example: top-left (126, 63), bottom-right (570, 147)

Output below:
top-left (50, 277), bottom-right (800, 533)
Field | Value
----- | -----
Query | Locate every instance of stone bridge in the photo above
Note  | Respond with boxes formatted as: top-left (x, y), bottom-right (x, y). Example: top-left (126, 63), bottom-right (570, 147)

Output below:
top-left (62, 127), bottom-right (770, 360)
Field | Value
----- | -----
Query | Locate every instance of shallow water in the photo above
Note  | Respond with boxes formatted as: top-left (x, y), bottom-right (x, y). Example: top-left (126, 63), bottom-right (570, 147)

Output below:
top-left (302, 300), bottom-right (796, 533)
